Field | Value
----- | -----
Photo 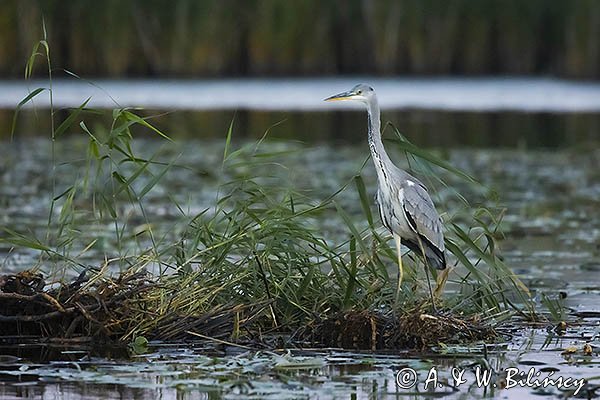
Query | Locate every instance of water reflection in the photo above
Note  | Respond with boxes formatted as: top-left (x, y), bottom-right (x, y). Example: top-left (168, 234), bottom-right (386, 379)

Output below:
top-left (0, 336), bottom-right (597, 399)
top-left (3, 108), bottom-right (600, 148)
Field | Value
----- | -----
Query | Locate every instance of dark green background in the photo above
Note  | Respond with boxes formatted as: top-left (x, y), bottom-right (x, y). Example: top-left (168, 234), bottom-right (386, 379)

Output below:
top-left (3, 0), bottom-right (599, 78)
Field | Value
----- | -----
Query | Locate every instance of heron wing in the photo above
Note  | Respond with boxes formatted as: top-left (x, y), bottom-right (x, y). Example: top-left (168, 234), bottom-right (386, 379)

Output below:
top-left (401, 180), bottom-right (445, 254)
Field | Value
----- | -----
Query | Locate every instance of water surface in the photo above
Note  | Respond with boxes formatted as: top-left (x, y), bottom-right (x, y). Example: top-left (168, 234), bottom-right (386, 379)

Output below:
top-left (0, 137), bottom-right (599, 399)
top-left (3, 77), bottom-right (600, 112)
top-left (1, 77), bottom-right (599, 399)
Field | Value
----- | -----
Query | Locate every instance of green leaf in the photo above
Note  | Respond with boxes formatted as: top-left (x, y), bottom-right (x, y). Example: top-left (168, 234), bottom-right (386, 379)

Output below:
top-left (354, 174), bottom-right (373, 227)
top-left (99, 192), bottom-right (117, 218)
top-left (343, 235), bottom-right (358, 308)
top-left (0, 228), bottom-right (51, 251)
top-left (25, 41), bottom-right (41, 79)
top-left (112, 171), bottom-right (127, 185)
top-left (223, 117), bottom-right (235, 163)
top-left (334, 202), bottom-right (370, 256)
top-left (138, 159), bottom-right (176, 199)
top-left (296, 263), bottom-right (315, 299)
top-left (16, 87), bottom-right (46, 109)
top-left (54, 97), bottom-right (91, 138)
top-left (11, 87), bottom-right (47, 139)
top-left (128, 336), bottom-right (149, 355)
top-left (387, 135), bottom-right (477, 183)
top-left (122, 111), bottom-right (173, 141)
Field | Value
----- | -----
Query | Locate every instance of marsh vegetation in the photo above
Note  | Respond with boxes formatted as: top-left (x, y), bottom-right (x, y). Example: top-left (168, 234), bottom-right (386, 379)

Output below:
top-left (1, 99), bottom-right (530, 349)
top-left (3, 1), bottom-right (600, 79)
top-left (1, 31), bottom-right (599, 400)
top-left (0, 33), bottom-right (536, 350)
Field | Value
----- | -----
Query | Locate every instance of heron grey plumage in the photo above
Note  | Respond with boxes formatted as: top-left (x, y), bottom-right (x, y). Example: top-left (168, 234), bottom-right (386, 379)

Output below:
top-left (325, 84), bottom-right (447, 290)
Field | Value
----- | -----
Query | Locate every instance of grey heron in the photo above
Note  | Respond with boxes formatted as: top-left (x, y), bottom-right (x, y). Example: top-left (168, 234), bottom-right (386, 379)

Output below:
top-left (325, 84), bottom-right (448, 297)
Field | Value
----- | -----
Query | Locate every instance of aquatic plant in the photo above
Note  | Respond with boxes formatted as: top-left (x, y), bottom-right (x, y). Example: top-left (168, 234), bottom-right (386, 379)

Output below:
top-left (0, 34), bottom-right (533, 350)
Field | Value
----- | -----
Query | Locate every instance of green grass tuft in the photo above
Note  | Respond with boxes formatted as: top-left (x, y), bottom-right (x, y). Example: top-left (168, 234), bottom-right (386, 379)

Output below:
top-left (0, 37), bottom-right (535, 348)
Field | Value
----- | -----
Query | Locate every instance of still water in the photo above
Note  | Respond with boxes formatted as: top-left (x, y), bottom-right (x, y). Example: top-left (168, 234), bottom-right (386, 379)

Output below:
top-left (3, 77), bottom-right (600, 112)
top-left (2, 77), bottom-right (600, 147)
top-left (1, 78), bottom-right (600, 399)
top-left (1, 138), bottom-right (599, 399)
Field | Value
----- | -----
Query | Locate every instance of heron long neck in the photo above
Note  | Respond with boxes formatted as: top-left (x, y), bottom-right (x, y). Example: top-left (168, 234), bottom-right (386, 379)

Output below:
top-left (366, 99), bottom-right (394, 181)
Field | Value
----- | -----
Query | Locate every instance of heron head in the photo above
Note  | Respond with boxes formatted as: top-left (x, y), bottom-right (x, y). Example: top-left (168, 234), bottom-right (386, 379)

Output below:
top-left (324, 84), bottom-right (375, 104)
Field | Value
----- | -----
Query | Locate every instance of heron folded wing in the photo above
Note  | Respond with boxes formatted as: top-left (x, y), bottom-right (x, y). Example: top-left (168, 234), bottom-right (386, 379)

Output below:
top-left (401, 182), bottom-right (445, 255)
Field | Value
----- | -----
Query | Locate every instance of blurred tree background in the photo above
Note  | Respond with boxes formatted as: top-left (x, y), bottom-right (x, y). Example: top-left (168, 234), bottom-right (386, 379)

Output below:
top-left (1, 0), bottom-right (599, 78)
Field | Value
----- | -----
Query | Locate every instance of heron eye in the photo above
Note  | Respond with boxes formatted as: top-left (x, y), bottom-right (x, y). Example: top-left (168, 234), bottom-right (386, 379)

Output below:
top-left (357, 90), bottom-right (362, 95)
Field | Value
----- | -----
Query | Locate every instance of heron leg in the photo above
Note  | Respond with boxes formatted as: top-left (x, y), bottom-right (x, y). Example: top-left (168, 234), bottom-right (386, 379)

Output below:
top-left (434, 266), bottom-right (451, 298)
top-left (415, 237), bottom-right (438, 313)
top-left (423, 260), bottom-right (438, 313)
top-left (394, 235), bottom-right (403, 292)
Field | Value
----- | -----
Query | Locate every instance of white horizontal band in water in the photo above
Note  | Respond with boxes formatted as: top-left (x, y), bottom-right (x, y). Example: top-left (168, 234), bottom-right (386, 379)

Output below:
top-left (2, 77), bottom-right (600, 112)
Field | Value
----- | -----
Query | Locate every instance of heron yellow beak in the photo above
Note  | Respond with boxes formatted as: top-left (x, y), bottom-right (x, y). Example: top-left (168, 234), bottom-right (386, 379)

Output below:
top-left (324, 90), bottom-right (356, 102)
